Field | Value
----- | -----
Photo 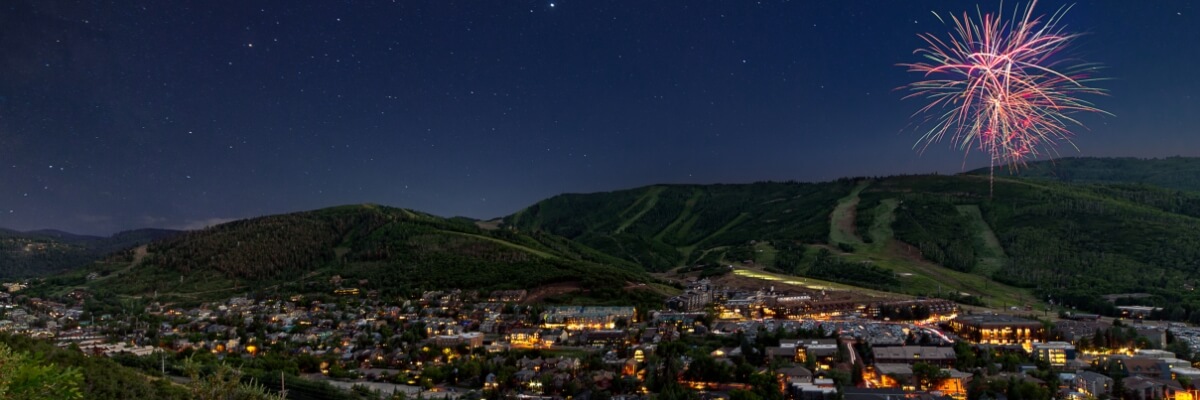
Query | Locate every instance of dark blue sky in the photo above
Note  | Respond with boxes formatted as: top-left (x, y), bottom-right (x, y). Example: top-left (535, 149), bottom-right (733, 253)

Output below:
top-left (1, 1), bottom-right (1196, 234)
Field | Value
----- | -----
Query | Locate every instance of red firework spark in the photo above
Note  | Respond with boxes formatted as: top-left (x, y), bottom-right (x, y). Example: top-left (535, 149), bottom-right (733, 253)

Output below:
top-left (901, 1), bottom-right (1108, 179)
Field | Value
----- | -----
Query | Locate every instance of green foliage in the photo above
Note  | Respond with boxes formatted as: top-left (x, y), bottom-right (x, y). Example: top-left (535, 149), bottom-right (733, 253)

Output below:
top-left (911, 362), bottom-right (949, 391)
top-left (184, 360), bottom-right (285, 400)
top-left (804, 249), bottom-right (898, 290)
top-left (862, 174), bottom-right (1200, 319)
top-left (773, 242), bottom-right (805, 272)
top-left (746, 372), bottom-right (784, 400)
top-left (0, 343), bottom-right (83, 400)
top-left (890, 196), bottom-right (977, 272)
top-left (0, 334), bottom-right (186, 400)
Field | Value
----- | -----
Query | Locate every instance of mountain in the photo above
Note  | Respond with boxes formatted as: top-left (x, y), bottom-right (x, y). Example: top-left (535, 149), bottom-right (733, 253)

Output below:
top-left (505, 180), bottom-right (859, 271)
top-left (508, 174), bottom-right (1200, 319)
top-left (0, 228), bottom-right (180, 279)
top-left (856, 174), bottom-right (1200, 317)
top-left (969, 156), bottom-right (1200, 192)
top-left (32, 160), bottom-right (1200, 320)
top-left (48, 204), bottom-right (665, 306)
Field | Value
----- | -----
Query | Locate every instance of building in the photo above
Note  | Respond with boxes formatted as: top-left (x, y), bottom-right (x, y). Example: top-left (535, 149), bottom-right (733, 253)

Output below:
top-left (1135, 349), bottom-right (1178, 359)
top-left (872, 346), bottom-right (957, 367)
top-left (796, 339), bottom-right (839, 365)
top-left (873, 364), bottom-right (913, 389)
top-left (1172, 367), bottom-right (1200, 381)
top-left (667, 289), bottom-right (713, 312)
top-left (1032, 342), bottom-right (1076, 368)
top-left (1115, 356), bottom-right (1171, 380)
top-left (1124, 376), bottom-right (1183, 400)
top-left (1073, 370), bottom-right (1113, 398)
top-left (506, 328), bottom-right (544, 349)
top-left (868, 299), bottom-right (959, 320)
top-left (947, 315), bottom-right (1045, 347)
top-left (1054, 320), bottom-right (1104, 343)
top-left (582, 330), bottom-right (627, 347)
top-left (540, 306), bottom-right (635, 330)
top-left (432, 332), bottom-right (484, 349)
top-left (1119, 306), bottom-right (1162, 319)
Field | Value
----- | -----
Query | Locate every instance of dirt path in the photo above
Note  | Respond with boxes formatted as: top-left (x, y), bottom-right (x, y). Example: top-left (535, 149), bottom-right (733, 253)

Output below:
top-left (81, 245), bottom-right (150, 288)
top-left (522, 282), bottom-right (583, 304)
top-left (829, 181), bottom-right (869, 246)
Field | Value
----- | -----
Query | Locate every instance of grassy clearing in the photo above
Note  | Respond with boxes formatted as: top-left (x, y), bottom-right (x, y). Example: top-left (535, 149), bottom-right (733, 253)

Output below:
top-left (829, 181), bottom-right (869, 247)
top-left (654, 189), bottom-right (701, 242)
top-left (679, 213), bottom-right (750, 264)
top-left (754, 241), bottom-right (778, 267)
top-left (821, 184), bottom-right (1039, 309)
top-left (956, 204), bottom-right (1008, 277)
top-left (731, 268), bottom-right (902, 299)
top-left (864, 198), bottom-right (898, 252)
top-left (833, 244), bottom-right (1035, 309)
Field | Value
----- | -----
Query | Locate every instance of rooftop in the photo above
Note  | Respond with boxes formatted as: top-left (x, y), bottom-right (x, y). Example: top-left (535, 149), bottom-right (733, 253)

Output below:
top-left (953, 314), bottom-right (1043, 327)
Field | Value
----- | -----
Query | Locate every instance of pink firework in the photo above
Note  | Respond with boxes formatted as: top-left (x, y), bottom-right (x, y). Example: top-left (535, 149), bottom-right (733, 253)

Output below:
top-left (901, 1), bottom-right (1108, 191)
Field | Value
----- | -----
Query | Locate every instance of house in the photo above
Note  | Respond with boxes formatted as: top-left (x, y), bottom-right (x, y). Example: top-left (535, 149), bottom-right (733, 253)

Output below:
top-left (874, 364), bottom-right (913, 388)
top-left (1123, 376), bottom-right (1183, 400)
top-left (798, 339), bottom-right (839, 364)
top-left (766, 346), bottom-right (798, 361)
top-left (778, 365), bottom-right (814, 384)
top-left (1116, 357), bottom-right (1170, 379)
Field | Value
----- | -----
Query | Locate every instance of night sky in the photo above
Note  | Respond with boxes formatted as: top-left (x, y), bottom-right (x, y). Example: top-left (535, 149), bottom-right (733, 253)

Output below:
top-left (1, 1), bottom-right (1196, 234)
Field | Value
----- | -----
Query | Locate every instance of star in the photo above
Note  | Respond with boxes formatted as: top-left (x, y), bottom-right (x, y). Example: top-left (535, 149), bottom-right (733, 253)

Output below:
top-left (549, 3), bottom-right (555, 7)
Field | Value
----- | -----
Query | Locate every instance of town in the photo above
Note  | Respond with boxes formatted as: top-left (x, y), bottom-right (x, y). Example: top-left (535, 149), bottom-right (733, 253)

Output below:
top-left (4, 276), bottom-right (1200, 400)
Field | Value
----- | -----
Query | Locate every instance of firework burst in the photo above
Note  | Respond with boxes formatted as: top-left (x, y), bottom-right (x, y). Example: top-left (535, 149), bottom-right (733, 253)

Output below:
top-left (901, 1), bottom-right (1108, 192)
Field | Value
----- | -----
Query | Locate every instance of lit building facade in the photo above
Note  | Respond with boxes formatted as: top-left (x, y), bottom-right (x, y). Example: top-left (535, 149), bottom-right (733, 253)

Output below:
top-left (947, 315), bottom-right (1046, 348)
top-left (540, 306), bottom-right (636, 330)
top-left (1032, 341), bottom-right (1076, 368)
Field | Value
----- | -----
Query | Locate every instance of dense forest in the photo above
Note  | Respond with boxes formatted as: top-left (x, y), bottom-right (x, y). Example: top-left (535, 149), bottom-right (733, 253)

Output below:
top-left (803, 248), bottom-right (899, 291)
top-left (0, 228), bottom-right (178, 279)
top-left (65, 205), bottom-right (662, 306)
top-left (973, 156), bottom-right (1200, 192)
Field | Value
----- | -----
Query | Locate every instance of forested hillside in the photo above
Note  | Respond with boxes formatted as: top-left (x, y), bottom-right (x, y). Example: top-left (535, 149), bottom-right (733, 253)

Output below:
top-left (972, 156), bottom-right (1200, 192)
top-left (27, 159), bottom-right (1200, 320)
top-left (0, 228), bottom-right (179, 279)
top-left (505, 181), bottom-right (857, 271)
top-left (857, 175), bottom-right (1200, 319)
top-left (59, 205), bottom-right (661, 305)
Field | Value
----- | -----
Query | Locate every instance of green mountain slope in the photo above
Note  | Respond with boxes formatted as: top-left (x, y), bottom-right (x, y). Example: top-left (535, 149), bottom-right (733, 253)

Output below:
top-left (510, 173), bottom-right (1200, 318)
top-left (857, 174), bottom-right (1200, 318)
top-left (505, 181), bottom-right (859, 271)
top-left (51, 205), bottom-right (661, 306)
top-left (970, 156), bottom-right (1200, 192)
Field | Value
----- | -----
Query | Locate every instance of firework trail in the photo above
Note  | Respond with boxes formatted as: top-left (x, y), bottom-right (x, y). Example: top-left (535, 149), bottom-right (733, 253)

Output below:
top-left (901, 1), bottom-right (1108, 194)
